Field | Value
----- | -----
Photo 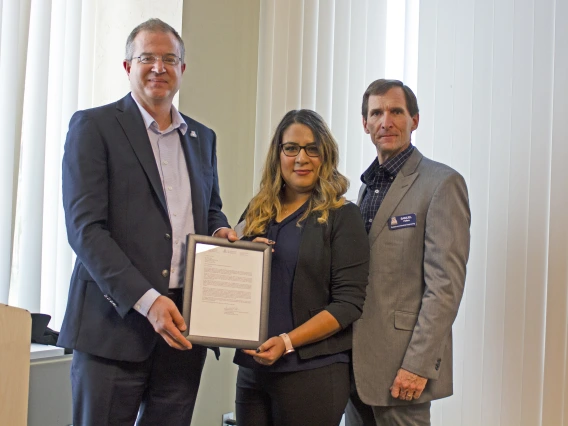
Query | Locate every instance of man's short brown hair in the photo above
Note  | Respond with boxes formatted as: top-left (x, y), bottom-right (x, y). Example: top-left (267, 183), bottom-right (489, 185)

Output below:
top-left (125, 18), bottom-right (185, 63)
top-left (361, 79), bottom-right (419, 118)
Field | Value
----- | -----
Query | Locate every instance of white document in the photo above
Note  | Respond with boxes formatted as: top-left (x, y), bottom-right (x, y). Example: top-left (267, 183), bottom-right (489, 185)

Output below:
top-left (189, 243), bottom-right (264, 341)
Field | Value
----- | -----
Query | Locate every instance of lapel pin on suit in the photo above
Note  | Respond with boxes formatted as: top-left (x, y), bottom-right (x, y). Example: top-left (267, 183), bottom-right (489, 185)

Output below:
top-left (190, 130), bottom-right (197, 138)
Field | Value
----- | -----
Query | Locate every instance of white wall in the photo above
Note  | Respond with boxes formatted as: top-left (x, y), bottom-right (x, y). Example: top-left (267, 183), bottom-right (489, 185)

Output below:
top-left (180, 0), bottom-right (260, 225)
top-left (180, 1), bottom-right (260, 425)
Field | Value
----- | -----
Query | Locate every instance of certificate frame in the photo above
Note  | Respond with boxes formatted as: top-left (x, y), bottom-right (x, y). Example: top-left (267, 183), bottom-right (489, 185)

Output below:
top-left (182, 234), bottom-right (271, 349)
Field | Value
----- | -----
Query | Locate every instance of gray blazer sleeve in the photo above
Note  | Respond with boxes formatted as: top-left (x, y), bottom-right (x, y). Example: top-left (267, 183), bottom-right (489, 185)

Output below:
top-left (401, 172), bottom-right (471, 379)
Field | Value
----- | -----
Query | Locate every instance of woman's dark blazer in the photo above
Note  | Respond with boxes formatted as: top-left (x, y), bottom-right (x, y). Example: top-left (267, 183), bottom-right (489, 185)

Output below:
top-left (248, 201), bottom-right (370, 360)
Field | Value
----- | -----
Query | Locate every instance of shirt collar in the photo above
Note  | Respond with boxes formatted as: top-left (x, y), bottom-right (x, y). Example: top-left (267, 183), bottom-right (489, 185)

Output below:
top-left (361, 144), bottom-right (415, 185)
top-left (131, 94), bottom-right (187, 135)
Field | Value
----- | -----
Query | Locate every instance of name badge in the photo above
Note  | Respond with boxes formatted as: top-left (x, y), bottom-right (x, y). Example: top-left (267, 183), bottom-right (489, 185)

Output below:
top-left (388, 214), bottom-right (417, 230)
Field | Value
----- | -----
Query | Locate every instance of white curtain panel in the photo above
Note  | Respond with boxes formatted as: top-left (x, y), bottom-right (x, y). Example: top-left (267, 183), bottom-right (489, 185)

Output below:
top-left (418, 0), bottom-right (568, 424)
top-left (0, 0), bottom-right (31, 306)
top-left (255, 0), bottom-right (568, 424)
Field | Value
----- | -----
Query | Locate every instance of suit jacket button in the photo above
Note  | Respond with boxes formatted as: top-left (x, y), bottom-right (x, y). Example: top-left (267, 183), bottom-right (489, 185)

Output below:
top-left (162, 269), bottom-right (169, 277)
top-left (165, 233), bottom-right (171, 240)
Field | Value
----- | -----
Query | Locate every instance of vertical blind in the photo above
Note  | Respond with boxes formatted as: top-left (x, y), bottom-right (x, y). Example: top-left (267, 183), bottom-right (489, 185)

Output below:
top-left (0, 0), bottom-right (30, 307)
top-left (254, 0), bottom-right (568, 424)
top-left (418, 0), bottom-right (567, 424)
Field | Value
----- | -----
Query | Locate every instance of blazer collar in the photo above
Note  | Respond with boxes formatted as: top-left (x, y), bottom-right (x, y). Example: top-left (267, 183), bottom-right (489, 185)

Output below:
top-left (178, 121), bottom-right (208, 234)
top-left (367, 148), bottom-right (423, 246)
top-left (115, 93), bottom-right (168, 213)
top-left (115, 94), bottom-right (208, 232)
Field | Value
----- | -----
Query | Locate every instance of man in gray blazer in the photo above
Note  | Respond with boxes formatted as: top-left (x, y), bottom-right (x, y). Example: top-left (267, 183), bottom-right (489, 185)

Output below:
top-left (345, 79), bottom-right (471, 425)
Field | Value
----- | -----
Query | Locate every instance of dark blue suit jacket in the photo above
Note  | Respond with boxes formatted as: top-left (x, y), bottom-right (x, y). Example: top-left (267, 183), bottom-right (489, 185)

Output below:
top-left (58, 94), bottom-right (229, 362)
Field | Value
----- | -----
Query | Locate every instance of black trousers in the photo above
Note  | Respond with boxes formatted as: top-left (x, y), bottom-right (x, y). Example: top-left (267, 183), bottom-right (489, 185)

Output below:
top-left (235, 362), bottom-right (350, 426)
top-left (71, 340), bottom-right (207, 426)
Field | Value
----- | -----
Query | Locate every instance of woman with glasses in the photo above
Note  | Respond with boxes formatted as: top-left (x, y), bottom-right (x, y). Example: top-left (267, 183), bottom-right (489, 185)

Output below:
top-left (233, 109), bottom-right (370, 426)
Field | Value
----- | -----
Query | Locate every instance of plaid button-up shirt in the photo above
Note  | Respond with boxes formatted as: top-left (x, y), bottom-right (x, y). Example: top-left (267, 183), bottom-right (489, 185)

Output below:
top-left (360, 144), bottom-right (414, 233)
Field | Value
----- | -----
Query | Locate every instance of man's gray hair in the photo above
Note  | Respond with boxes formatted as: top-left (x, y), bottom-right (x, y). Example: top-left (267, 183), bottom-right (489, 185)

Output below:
top-left (125, 18), bottom-right (185, 63)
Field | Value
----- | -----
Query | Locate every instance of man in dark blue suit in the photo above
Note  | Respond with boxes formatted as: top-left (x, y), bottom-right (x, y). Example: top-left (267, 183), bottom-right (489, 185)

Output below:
top-left (58, 18), bottom-right (236, 425)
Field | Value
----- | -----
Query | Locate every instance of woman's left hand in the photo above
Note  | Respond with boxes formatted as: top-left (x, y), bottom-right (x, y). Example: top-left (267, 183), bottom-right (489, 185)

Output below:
top-left (242, 336), bottom-right (286, 366)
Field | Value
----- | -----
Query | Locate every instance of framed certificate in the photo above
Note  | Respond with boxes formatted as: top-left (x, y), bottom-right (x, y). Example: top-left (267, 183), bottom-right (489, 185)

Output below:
top-left (182, 234), bottom-right (271, 349)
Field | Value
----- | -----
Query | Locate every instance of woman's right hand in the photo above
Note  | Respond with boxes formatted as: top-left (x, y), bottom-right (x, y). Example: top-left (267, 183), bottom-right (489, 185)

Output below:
top-left (242, 336), bottom-right (287, 366)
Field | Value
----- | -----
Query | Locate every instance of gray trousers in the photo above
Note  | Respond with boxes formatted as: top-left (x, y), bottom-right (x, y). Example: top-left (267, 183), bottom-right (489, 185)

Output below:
top-left (345, 385), bottom-right (431, 426)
